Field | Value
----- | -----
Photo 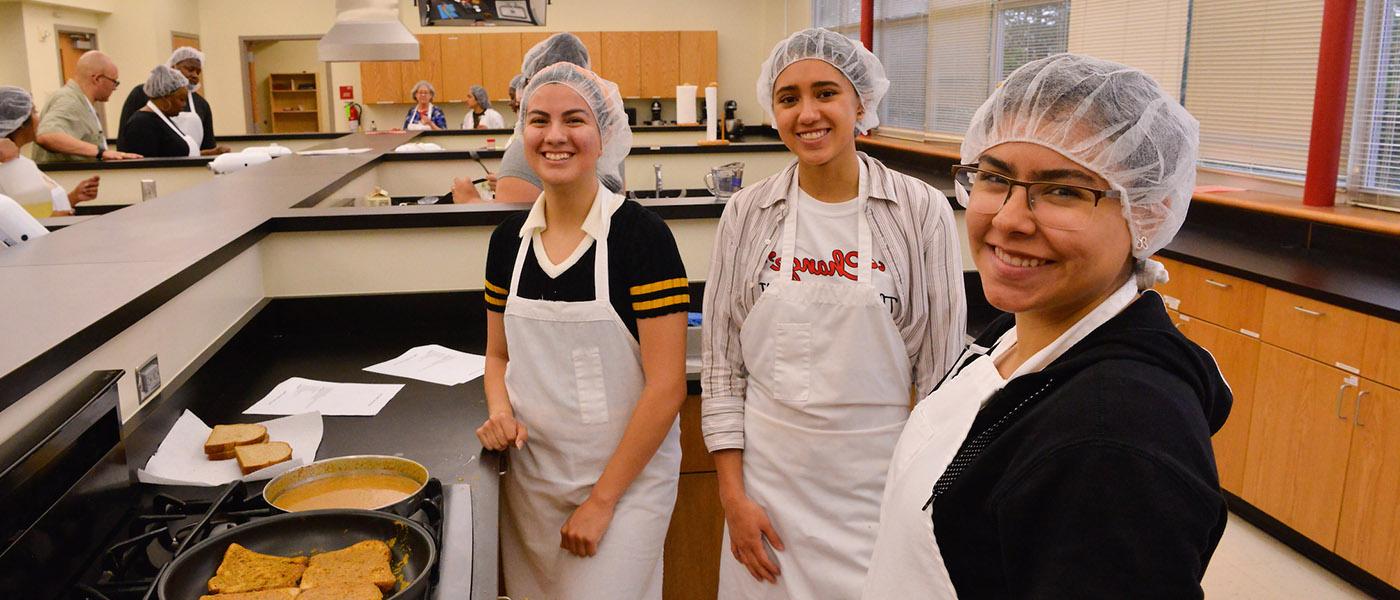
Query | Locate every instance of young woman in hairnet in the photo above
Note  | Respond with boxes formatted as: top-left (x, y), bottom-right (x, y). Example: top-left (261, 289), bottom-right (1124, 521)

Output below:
top-left (117, 65), bottom-right (199, 158)
top-left (403, 80), bottom-right (446, 130)
top-left (475, 62), bottom-right (687, 599)
top-left (862, 54), bottom-right (1230, 598)
top-left (701, 28), bottom-right (966, 599)
top-left (0, 86), bottom-right (98, 217)
top-left (461, 84), bottom-right (505, 129)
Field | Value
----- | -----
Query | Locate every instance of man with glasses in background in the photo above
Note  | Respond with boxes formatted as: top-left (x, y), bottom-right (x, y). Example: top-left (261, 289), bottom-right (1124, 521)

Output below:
top-left (33, 51), bottom-right (142, 163)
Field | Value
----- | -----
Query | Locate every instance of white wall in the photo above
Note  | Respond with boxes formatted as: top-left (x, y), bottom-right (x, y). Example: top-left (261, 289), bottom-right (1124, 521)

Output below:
top-left (0, 3), bottom-right (32, 88)
top-left (249, 39), bottom-right (332, 133)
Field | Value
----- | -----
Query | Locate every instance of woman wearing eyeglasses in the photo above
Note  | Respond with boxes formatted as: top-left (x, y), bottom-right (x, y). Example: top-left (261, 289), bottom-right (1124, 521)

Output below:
top-left (863, 54), bottom-right (1231, 598)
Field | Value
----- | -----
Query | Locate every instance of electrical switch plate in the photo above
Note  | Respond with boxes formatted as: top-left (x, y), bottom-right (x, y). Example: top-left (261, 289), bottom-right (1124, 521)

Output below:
top-left (136, 355), bottom-right (161, 405)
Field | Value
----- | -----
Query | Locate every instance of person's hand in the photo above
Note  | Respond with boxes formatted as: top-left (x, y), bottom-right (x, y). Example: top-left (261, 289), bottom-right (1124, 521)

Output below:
top-left (69, 175), bottom-right (99, 204)
top-left (0, 138), bottom-right (19, 162)
top-left (202, 145), bottom-right (232, 156)
top-left (560, 497), bottom-right (616, 557)
top-left (722, 494), bottom-right (785, 583)
top-left (103, 149), bottom-right (141, 160)
top-left (475, 122), bottom-right (488, 130)
top-left (475, 412), bottom-right (527, 450)
top-left (486, 173), bottom-right (498, 192)
top-left (452, 177), bottom-right (483, 203)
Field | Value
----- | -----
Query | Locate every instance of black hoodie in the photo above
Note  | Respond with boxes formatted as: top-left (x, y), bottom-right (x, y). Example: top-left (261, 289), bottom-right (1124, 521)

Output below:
top-left (929, 291), bottom-right (1232, 599)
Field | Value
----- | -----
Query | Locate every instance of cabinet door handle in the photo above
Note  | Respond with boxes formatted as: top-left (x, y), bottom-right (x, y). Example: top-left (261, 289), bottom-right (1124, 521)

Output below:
top-left (1355, 390), bottom-right (1370, 427)
top-left (1204, 279), bottom-right (1231, 289)
top-left (1336, 382), bottom-right (1356, 421)
top-left (1293, 306), bottom-right (1324, 317)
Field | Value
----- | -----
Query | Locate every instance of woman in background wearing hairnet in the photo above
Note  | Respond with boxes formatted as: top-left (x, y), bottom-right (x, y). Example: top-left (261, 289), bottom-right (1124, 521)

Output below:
top-left (0, 86), bottom-right (98, 217)
top-left (474, 62), bottom-right (686, 599)
top-left (862, 54), bottom-right (1230, 598)
top-left (462, 84), bottom-right (506, 129)
top-left (118, 47), bottom-right (229, 156)
top-left (403, 80), bottom-right (446, 130)
top-left (701, 28), bottom-right (966, 599)
top-left (117, 65), bottom-right (200, 158)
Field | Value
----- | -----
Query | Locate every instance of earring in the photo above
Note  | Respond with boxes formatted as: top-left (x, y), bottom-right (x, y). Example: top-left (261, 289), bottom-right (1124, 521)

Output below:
top-left (1135, 236), bottom-right (1148, 250)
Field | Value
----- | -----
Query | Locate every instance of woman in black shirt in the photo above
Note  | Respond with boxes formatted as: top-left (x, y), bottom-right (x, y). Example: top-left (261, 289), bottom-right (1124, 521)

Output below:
top-left (118, 65), bottom-right (197, 158)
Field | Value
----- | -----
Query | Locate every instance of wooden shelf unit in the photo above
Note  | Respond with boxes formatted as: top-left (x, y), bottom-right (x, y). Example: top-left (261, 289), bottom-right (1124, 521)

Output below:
top-left (269, 73), bottom-right (320, 133)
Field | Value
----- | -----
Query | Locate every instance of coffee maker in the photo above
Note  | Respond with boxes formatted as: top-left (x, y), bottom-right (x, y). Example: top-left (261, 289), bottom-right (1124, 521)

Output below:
top-left (723, 100), bottom-right (743, 142)
top-left (650, 98), bottom-right (663, 125)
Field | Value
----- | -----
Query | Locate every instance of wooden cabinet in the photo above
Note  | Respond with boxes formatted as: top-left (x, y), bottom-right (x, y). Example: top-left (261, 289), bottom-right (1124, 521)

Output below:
top-left (1179, 317), bottom-right (1260, 494)
top-left (1262, 288), bottom-right (1368, 372)
top-left (1364, 316), bottom-right (1400, 390)
top-left (1169, 261), bottom-right (1266, 334)
top-left (440, 34), bottom-right (483, 103)
top-left (663, 472), bottom-right (723, 600)
top-left (479, 33), bottom-right (523, 101)
top-left (1335, 382), bottom-right (1400, 587)
top-left (268, 73), bottom-right (320, 133)
top-left (400, 34), bottom-right (443, 100)
top-left (1152, 255), bottom-right (1187, 309)
top-left (678, 31), bottom-right (718, 87)
top-left (640, 31), bottom-right (680, 98)
top-left (679, 395), bottom-right (716, 474)
top-left (360, 60), bottom-right (403, 104)
top-left (1243, 345), bottom-right (1358, 547)
top-left (574, 31), bottom-right (603, 71)
top-left (600, 32), bottom-right (642, 98)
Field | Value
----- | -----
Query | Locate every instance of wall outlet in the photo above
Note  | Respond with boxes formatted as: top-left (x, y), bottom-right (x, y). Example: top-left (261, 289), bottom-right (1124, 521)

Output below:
top-left (136, 355), bottom-right (161, 405)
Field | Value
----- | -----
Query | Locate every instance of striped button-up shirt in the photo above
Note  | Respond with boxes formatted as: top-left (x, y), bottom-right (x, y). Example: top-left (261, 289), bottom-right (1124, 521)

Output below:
top-left (701, 153), bottom-right (967, 452)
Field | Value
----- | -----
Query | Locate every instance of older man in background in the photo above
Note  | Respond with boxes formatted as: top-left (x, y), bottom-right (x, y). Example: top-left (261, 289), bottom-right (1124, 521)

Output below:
top-left (33, 51), bottom-right (141, 162)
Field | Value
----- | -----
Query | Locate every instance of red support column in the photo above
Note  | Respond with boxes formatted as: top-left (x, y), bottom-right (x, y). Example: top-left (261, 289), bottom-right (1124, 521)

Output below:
top-left (861, 0), bottom-right (874, 51)
top-left (1303, 0), bottom-right (1358, 207)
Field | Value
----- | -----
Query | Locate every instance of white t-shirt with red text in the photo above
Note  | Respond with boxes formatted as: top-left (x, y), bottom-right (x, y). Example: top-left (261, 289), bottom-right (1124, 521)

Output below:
top-left (758, 185), bottom-right (899, 315)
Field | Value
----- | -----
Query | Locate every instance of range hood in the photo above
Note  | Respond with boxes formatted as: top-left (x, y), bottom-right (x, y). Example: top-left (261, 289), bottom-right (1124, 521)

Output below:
top-left (319, 0), bottom-right (420, 62)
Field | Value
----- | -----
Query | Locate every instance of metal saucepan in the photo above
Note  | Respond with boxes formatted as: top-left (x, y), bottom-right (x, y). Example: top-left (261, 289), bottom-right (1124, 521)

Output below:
top-left (156, 508), bottom-right (437, 600)
top-left (263, 455), bottom-right (429, 517)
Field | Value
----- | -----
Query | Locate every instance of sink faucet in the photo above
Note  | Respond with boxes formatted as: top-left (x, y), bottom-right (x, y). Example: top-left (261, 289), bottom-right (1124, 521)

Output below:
top-left (654, 163), bottom-right (663, 199)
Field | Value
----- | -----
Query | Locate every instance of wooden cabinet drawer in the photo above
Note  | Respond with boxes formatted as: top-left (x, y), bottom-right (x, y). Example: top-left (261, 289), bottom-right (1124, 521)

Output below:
top-left (1363, 317), bottom-right (1400, 390)
top-left (1174, 263), bottom-right (1266, 334)
top-left (1262, 288), bottom-right (1368, 372)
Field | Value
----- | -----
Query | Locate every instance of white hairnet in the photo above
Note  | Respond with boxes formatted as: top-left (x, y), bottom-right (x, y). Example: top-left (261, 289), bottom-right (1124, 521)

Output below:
top-left (521, 32), bottom-right (590, 79)
top-left (0, 86), bottom-right (34, 138)
top-left (145, 65), bottom-right (189, 98)
top-left (168, 46), bottom-right (204, 67)
top-left (959, 53), bottom-right (1200, 286)
top-left (513, 62), bottom-right (631, 190)
top-left (409, 79), bottom-right (435, 100)
top-left (470, 85), bottom-right (492, 109)
top-left (757, 28), bottom-right (889, 133)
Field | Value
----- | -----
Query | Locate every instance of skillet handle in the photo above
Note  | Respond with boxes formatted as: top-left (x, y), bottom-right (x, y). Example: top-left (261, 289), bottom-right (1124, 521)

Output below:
top-left (481, 448), bottom-right (508, 475)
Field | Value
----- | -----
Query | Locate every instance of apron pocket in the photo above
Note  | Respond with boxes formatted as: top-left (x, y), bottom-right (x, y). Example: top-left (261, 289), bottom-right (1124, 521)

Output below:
top-left (572, 346), bottom-right (610, 424)
top-left (774, 322), bottom-right (811, 405)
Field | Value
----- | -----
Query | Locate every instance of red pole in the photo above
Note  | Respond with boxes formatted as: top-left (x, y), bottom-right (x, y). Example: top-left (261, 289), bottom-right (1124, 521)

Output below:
top-left (1302, 0), bottom-right (1358, 207)
top-left (860, 0), bottom-right (874, 51)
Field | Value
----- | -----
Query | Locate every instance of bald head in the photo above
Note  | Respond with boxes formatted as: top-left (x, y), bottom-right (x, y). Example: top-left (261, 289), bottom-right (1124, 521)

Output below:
top-left (75, 51), bottom-right (119, 102)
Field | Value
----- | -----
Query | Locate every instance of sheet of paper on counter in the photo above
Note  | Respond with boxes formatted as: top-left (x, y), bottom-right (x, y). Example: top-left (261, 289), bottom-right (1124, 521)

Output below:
top-left (296, 147), bottom-right (372, 155)
top-left (363, 344), bottom-right (487, 386)
top-left (244, 377), bottom-right (404, 416)
top-left (137, 411), bottom-right (323, 486)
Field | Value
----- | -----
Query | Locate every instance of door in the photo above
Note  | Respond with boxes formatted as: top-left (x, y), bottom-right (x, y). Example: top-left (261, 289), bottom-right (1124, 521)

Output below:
top-left (1335, 382), bottom-right (1400, 587)
top-left (1243, 345), bottom-right (1357, 547)
top-left (58, 31), bottom-right (93, 84)
top-left (1180, 317), bottom-right (1260, 494)
top-left (172, 33), bottom-right (200, 51)
top-left (440, 34), bottom-right (483, 103)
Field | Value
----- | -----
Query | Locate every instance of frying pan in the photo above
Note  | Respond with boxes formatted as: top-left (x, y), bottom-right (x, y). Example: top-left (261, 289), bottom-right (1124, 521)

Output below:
top-left (157, 508), bottom-right (437, 600)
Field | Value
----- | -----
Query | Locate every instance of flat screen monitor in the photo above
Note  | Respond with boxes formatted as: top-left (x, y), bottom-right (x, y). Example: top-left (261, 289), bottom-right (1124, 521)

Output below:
top-left (419, 0), bottom-right (547, 27)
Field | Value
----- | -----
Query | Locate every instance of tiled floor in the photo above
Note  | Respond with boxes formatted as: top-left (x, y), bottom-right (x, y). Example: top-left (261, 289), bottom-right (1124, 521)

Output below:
top-left (1202, 513), bottom-right (1371, 598)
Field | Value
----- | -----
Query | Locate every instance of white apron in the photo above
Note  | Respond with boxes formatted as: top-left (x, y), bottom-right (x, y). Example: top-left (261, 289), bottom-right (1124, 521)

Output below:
top-left (146, 101), bottom-right (199, 157)
top-left (718, 180), bottom-right (912, 600)
top-left (500, 190), bottom-right (682, 600)
top-left (406, 104), bottom-right (435, 131)
top-left (861, 280), bottom-right (1140, 598)
top-left (171, 108), bottom-right (204, 150)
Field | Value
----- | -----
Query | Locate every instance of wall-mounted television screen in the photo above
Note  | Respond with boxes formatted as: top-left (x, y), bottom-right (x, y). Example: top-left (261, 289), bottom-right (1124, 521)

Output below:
top-left (419, 0), bottom-right (547, 27)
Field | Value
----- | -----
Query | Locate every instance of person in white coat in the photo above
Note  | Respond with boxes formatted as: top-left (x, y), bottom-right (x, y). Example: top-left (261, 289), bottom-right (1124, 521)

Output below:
top-left (475, 62), bottom-right (687, 600)
top-left (0, 87), bottom-right (99, 217)
top-left (461, 85), bottom-right (506, 129)
top-left (700, 28), bottom-right (966, 599)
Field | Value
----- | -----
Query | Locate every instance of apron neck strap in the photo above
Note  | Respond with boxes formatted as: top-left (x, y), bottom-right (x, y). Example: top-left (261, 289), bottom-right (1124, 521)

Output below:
top-left (782, 170), bottom-right (873, 283)
top-left (506, 190), bottom-right (614, 302)
top-left (146, 101), bottom-right (183, 134)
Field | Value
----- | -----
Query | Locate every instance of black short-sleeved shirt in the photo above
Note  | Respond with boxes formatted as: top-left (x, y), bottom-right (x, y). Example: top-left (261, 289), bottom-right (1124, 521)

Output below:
top-left (484, 200), bottom-right (690, 339)
top-left (117, 111), bottom-right (193, 157)
top-left (119, 85), bottom-right (217, 150)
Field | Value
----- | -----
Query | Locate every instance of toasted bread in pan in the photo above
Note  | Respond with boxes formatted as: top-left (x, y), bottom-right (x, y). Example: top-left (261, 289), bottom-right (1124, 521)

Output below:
top-left (299, 539), bottom-right (395, 592)
top-left (206, 543), bottom-right (307, 594)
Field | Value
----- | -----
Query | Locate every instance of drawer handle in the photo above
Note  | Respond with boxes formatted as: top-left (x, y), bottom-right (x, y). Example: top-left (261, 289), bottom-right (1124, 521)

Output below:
top-left (1355, 390), bottom-right (1370, 427)
top-left (1337, 382), bottom-right (1356, 421)
top-left (1204, 279), bottom-right (1231, 289)
top-left (1292, 306), bottom-right (1324, 317)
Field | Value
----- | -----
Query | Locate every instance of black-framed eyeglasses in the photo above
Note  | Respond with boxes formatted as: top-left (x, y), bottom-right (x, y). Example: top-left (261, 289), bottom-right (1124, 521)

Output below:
top-left (950, 164), bottom-right (1120, 232)
top-left (97, 74), bottom-right (120, 88)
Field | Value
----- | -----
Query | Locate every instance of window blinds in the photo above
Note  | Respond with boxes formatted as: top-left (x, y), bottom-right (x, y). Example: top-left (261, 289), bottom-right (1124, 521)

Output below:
top-left (1065, 0), bottom-right (1190, 98)
top-left (997, 1), bottom-right (1071, 80)
top-left (1348, 0), bottom-right (1400, 202)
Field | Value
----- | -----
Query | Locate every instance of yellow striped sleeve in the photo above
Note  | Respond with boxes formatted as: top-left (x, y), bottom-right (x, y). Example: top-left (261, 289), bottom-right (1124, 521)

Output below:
top-left (629, 277), bottom-right (688, 296)
top-left (484, 292), bottom-right (507, 307)
top-left (484, 279), bottom-right (508, 295)
top-left (632, 294), bottom-right (690, 312)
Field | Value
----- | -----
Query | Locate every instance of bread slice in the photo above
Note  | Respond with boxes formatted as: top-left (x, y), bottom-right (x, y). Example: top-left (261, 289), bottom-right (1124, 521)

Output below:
top-left (299, 540), bottom-right (396, 593)
top-left (206, 447), bottom-right (238, 461)
top-left (297, 582), bottom-right (383, 600)
top-left (235, 442), bottom-right (292, 475)
top-left (206, 543), bottom-right (308, 594)
top-left (205, 424), bottom-right (268, 456)
top-left (199, 588), bottom-right (302, 600)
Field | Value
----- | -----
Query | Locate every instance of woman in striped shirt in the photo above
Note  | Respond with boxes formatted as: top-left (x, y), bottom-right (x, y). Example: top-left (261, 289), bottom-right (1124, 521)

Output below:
top-left (701, 28), bottom-right (967, 599)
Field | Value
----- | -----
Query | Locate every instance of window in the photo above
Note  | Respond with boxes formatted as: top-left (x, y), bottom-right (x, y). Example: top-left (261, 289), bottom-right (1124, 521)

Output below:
top-left (997, 2), bottom-right (1070, 80)
top-left (1349, 0), bottom-right (1400, 206)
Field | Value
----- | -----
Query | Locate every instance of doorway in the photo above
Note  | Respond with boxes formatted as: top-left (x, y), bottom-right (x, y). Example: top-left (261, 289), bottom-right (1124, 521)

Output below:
top-left (239, 36), bottom-right (334, 134)
top-left (55, 27), bottom-right (101, 128)
top-left (172, 31), bottom-right (200, 52)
